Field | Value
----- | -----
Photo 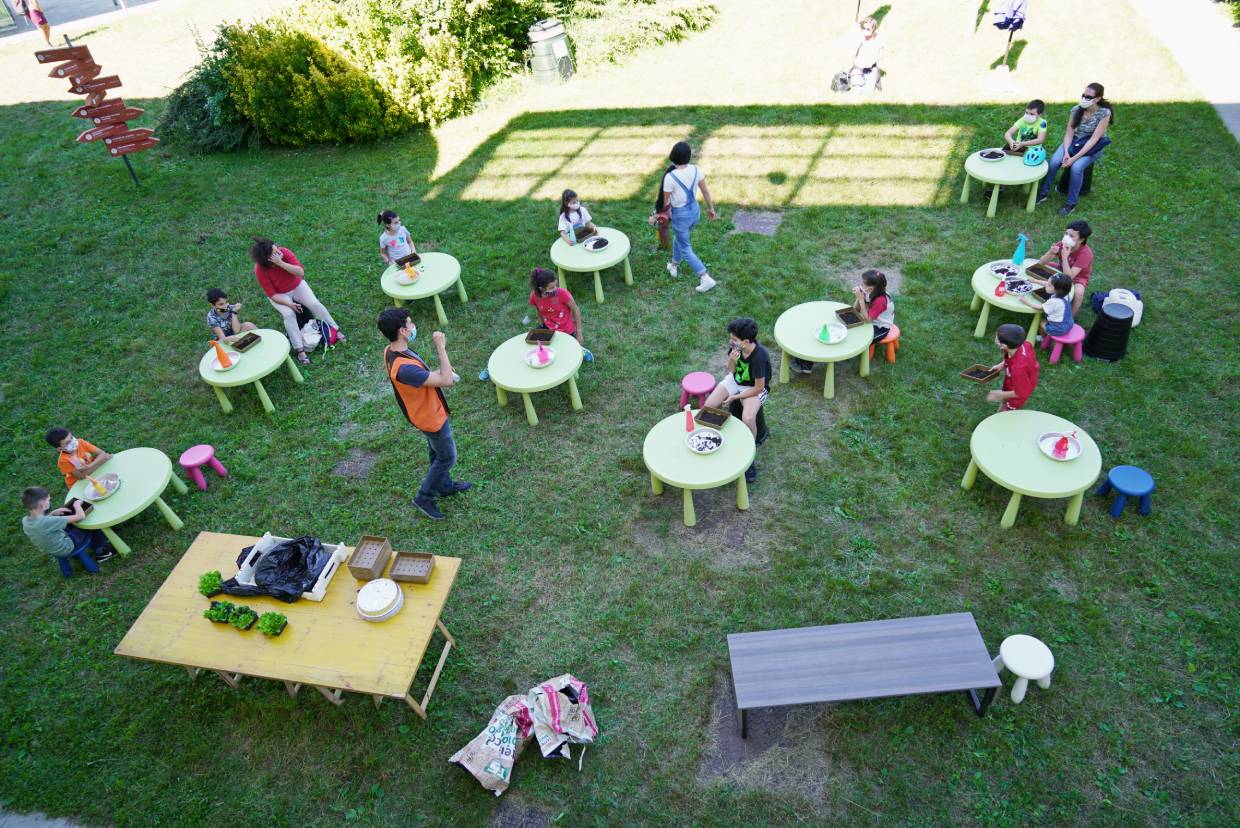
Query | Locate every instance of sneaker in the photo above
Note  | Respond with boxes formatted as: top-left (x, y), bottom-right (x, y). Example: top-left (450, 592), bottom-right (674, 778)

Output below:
top-left (582, 348), bottom-right (594, 364)
top-left (439, 480), bottom-right (473, 497)
top-left (666, 262), bottom-right (679, 277)
top-left (695, 274), bottom-right (717, 293)
top-left (1057, 204), bottom-right (1076, 216)
top-left (335, 331), bottom-right (346, 344)
top-left (744, 462), bottom-right (757, 483)
top-left (479, 368), bottom-right (490, 381)
top-left (94, 547), bottom-right (116, 563)
top-left (792, 358), bottom-right (813, 374)
top-left (1036, 193), bottom-right (1050, 205)
top-left (411, 495), bottom-right (445, 520)
top-left (295, 351), bottom-right (311, 366)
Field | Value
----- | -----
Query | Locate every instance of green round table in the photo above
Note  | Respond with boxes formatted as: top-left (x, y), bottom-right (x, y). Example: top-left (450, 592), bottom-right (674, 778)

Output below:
top-left (548, 227), bottom-right (633, 304)
top-left (961, 410), bottom-right (1102, 529)
top-left (970, 259), bottom-right (1041, 343)
top-left (66, 447), bottom-right (188, 556)
top-left (380, 252), bottom-right (468, 324)
top-left (643, 409), bottom-right (756, 527)
top-left (487, 331), bottom-right (584, 426)
top-left (774, 300), bottom-right (872, 399)
top-left (197, 328), bottom-right (304, 415)
top-left (960, 151), bottom-right (1048, 217)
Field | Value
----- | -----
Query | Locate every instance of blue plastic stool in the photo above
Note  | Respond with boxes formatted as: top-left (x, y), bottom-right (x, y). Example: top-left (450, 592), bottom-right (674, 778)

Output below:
top-left (1096, 465), bottom-right (1154, 518)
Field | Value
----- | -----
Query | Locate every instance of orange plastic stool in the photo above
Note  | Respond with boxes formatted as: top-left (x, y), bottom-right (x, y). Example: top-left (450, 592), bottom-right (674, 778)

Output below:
top-left (868, 325), bottom-right (901, 364)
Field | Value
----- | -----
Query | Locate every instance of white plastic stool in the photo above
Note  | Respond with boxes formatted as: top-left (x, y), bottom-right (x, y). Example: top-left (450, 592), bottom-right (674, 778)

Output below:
top-left (992, 635), bottom-right (1054, 704)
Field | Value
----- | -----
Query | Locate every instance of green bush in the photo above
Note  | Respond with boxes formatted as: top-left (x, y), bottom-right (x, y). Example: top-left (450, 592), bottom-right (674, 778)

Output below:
top-left (564, 0), bottom-right (718, 67)
top-left (157, 33), bottom-right (258, 153)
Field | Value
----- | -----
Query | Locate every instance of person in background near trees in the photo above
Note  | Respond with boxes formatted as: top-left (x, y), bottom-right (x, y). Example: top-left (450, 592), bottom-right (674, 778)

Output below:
top-left (377, 209), bottom-right (416, 266)
top-left (15, 0), bottom-right (53, 47)
top-left (1028, 220), bottom-right (1093, 317)
top-left (849, 16), bottom-right (884, 94)
top-left (659, 141), bottom-right (718, 293)
top-left (22, 486), bottom-right (114, 577)
top-left (987, 323), bottom-right (1039, 411)
top-left (702, 317), bottom-right (771, 483)
top-left (205, 288), bottom-right (257, 343)
top-left (1037, 82), bottom-right (1114, 215)
top-left (377, 307), bottom-right (470, 521)
top-left (45, 428), bottom-right (111, 491)
top-left (250, 238), bottom-right (345, 366)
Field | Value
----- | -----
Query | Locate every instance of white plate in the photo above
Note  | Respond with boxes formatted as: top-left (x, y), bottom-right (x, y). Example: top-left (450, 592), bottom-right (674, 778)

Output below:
top-left (686, 427), bottom-right (724, 455)
top-left (394, 269), bottom-right (421, 285)
top-left (990, 262), bottom-right (1020, 278)
top-left (1038, 432), bottom-right (1082, 462)
top-left (1004, 279), bottom-right (1034, 295)
top-left (526, 346), bottom-right (556, 368)
top-left (817, 322), bottom-right (847, 344)
top-left (584, 237), bottom-right (609, 252)
top-left (84, 473), bottom-right (120, 502)
top-left (211, 351), bottom-right (241, 372)
top-left (979, 148), bottom-right (1006, 162)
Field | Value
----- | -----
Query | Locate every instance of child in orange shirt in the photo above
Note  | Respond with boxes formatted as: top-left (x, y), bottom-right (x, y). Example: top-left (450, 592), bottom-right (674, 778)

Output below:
top-left (46, 428), bottom-right (112, 490)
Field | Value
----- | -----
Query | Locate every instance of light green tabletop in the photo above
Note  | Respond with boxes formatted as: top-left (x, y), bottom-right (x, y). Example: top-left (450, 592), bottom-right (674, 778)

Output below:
top-left (643, 409), bottom-right (756, 527)
top-left (960, 151), bottom-right (1048, 217)
top-left (970, 258), bottom-right (1042, 343)
top-left (774, 300), bottom-right (872, 399)
top-left (67, 447), bottom-right (188, 556)
top-left (486, 331), bottom-right (584, 425)
top-left (548, 227), bottom-right (633, 304)
top-left (380, 252), bottom-right (468, 324)
top-left (197, 328), bottom-right (303, 414)
top-left (961, 410), bottom-right (1102, 529)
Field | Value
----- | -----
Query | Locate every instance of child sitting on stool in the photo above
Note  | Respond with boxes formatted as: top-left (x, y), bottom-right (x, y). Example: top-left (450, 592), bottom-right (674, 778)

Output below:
top-left (21, 486), bottom-right (113, 576)
top-left (702, 317), bottom-right (771, 483)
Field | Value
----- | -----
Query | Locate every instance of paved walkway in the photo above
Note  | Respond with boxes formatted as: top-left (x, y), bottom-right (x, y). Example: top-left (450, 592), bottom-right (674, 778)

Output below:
top-left (1, 0), bottom-right (162, 41)
top-left (0, 808), bottom-right (87, 828)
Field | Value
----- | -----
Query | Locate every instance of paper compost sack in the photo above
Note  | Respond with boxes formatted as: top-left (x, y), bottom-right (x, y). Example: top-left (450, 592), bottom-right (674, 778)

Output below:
top-left (528, 674), bottom-right (599, 759)
top-left (448, 695), bottom-right (533, 796)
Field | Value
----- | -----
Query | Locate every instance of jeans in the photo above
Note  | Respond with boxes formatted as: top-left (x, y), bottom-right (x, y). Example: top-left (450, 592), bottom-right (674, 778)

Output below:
top-left (1037, 143), bottom-right (1103, 206)
top-left (417, 420), bottom-right (458, 500)
top-left (57, 526), bottom-right (105, 576)
top-left (268, 281), bottom-right (340, 351)
top-left (670, 200), bottom-right (706, 275)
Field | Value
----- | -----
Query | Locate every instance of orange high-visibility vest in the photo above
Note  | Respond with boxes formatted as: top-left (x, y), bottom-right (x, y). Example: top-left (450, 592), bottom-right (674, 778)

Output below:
top-left (384, 347), bottom-right (449, 432)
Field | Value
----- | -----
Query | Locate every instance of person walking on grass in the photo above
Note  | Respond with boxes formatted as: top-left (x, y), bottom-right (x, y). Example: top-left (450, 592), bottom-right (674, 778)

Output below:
top-left (659, 141), bottom-right (718, 293)
top-left (250, 238), bottom-right (345, 366)
top-left (378, 307), bottom-right (471, 521)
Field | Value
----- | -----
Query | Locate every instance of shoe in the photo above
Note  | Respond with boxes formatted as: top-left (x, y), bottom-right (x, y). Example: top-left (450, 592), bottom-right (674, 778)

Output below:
top-left (295, 351), bottom-right (311, 366)
top-left (94, 547), bottom-right (116, 563)
top-left (1036, 193), bottom-right (1050, 205)
top-left (335, 331), bottom-right (346, 344)
top-left (438, 480), bottom-right (473, 497)
top-left (695, 274), bottom-right (717, 293)
top-left (666, 262), bottom-right (679, 277)
top-left (744, 462), bottom-right (757, 483)
top-left (411, 495), bottom-right (445, 520)
top-left (479, 368), bottom-right (490, 381)
top-left (1057, 204), bottom-right (1076, 216)
top-left (1036, 335), bottom-right (1044, 346)
top-left (755, 428), bottom-right (770, 447)
top-left (582, 348), bottom-right (594, 363)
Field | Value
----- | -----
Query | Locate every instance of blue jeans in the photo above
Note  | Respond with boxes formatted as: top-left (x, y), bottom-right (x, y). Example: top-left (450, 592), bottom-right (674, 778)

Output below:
top-left (670, 200), bottom-right (706, 275)
top-left (57, 526), bottom-right (105, 576)
top-left (418, 420), bottom-right (458, 500)
top-left (1037, 143), bottom-right (1103, 206)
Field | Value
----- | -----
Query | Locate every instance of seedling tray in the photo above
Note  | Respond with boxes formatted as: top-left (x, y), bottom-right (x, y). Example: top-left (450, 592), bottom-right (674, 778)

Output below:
top-left (63, 497), bottom-right (93, 515)
top-left (960, 364), bottom-right (1001, 383)
top-left (1024, 263), bottom-right (1059, 280)
top-left (389, 551), bottom-right (435, 584)
top-left (525, 328), bottom-right (555, 344)
top-left (835, 308), bottom-right (866, 328)
top-left (349, 535), bottom-right (393, 581)
top-left (694, 406), bottom-right (730, 429)
top-left (394, 252), bottom-right (421, 267)
top-left (233, 332), bottom-right (261, 352)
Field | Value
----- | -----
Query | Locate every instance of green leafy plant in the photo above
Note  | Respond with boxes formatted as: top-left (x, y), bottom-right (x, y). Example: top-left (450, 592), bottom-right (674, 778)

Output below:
top-left (257, 612), bottom-right (288, 636)
top-left (157, 30), bottom-right (259, 153)
top-left (228, 605), bottom-right (258, 631)
top-left (198, 570), bottom-right (223, 598)
top-left (203, 601), bottom-right (235, 623)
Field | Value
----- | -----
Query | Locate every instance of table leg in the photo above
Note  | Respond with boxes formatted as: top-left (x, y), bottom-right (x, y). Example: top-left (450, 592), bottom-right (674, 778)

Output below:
top-left (314, 685), bottom-right (344, 706)
top-left (432, 294), bottom-right (448, 325)
top-left (567, 374), bottom-right (583, 410)
top-left (961, 458), bottom-right (978, 490)
top-left (593, 271), bottom-right (604, 304)
top-left (185, 667), bottom-right (200, 681)
top-left (967, 686), bottom-right (998, 716)
top-left (1000, 491), bottom-right (1023, 528)
top-left (372, 695), bottom-right (385, 709)
top-left (284, 681), bottom-right (302, 698)
top-left (859, 346), bottom-right (870, 378)
top-left (987, 184), bottom-right (1000, 218)
top-left (1026, 180), bottom-right (1038, 212)
top-left (779, 350), bottom-right (790, 384)
top-left (823, 361), bottom-right (835, 399)
top-left (393, 296), bottom-right (402, 308)
top-left (683, 487), bottom-right (697, 527)
top-left (253, 379), bottom-right (275, 414)
top-left (973, 301), bottom-right (991, 338)
top-left (496, 385), bottom-right (508, 406)
top-left (970, 293), bottom-right (982, 312)
top-left (169, 474), bottom-right (189, 496)
top-left (736, 474), bottom-right (749, 511)
top-left (101, 526), bottom-right (131, 557)
top-left (960, 172), bottom-right (971, 203)
top-left (436, 619), bottom-right (456, 647)
top-left (1027, 312), bottom-right (1041, 342)
top-left (650, 472), bottom-right (664, 495)
top-left (1065, 491), bottom-right (1084, 526)
top-left (557, 266), bottom-right (566, 282)
top-left (404, 694), bottom-right (429, 720)
top-left (212, 385), bottom-right (233, 414)
top-left (154, 496), bottom-right (183, 530)
top-left (521, 392), bottom-right (539, 426)
top-left (284, 354), bottom-right (304, 384)
top-left (456, 278), bottom-right (469, 303)
top-left (623, 256), bottom-right (634, 285)
top-left (215, 671), bottom-right (242, 689)
top-left (739, 707), bottom-right (749, 739)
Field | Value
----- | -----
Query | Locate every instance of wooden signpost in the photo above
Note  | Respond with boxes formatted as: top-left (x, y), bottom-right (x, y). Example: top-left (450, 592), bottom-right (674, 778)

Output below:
top-left (35, 43), bottom-right (157, 185)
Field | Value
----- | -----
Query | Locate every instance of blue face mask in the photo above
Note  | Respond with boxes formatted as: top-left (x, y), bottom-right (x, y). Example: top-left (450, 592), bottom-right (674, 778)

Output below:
top-left (408, 324), bottom-right (417, 343)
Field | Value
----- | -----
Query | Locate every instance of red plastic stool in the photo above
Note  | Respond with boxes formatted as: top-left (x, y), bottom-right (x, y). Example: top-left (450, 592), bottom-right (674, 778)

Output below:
top-left (867, 325), bottom-right (901, 364)
top-left (1041, 324), bottom-right (1085, 364)
top-left (179, 444), bottom-right (228, 491)
top-left (679, 371), bottom-right (716, 409)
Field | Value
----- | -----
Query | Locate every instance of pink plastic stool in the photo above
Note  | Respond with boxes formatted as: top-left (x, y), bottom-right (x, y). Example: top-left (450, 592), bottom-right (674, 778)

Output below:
top-left (1041, 324), bottom-right (1086, 364)
top-left (679, 371), bottom-right (716, 409)
top-left (179, 444), bottom-right (228, 491)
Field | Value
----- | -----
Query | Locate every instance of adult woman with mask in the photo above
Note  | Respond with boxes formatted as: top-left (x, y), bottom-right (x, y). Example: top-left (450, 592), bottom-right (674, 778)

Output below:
top-left (849, 16), bottom-right (884, 94)
top-left (1037, 83), bottom-right (1114, 216)
top-left (658, 141), bottom-right (718, 293)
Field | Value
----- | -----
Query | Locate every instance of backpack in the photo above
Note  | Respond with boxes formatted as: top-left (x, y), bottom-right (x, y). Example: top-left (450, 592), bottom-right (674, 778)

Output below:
top-left (830, 71), bottom-right (851, 93)
top-left (300, 319), bottom-right (339, 354)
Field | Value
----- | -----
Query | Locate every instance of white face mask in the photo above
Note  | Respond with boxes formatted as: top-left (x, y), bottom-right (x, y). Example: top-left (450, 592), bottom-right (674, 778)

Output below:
top-left (1061, 234), bottom-right (1075, 248)
top-left (64, 437), bottom-right (79, 453)
top-left (1023, 113), bottom-right (1038, 123)
top-left (568, 203), bottom-right (580, 212)
top-left (1080, 96), bottom-right (1096, 107)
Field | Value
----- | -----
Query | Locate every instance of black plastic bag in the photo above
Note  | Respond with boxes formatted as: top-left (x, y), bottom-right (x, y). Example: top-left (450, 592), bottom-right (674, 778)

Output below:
top-left (219, 535), bottom-right (331, 603)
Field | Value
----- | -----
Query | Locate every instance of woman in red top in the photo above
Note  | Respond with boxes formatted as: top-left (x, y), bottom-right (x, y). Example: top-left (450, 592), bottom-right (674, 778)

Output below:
top-left (249, 238), bottom-right (344, 364)
top-left (1030, 220), bottom-right (1093, 316)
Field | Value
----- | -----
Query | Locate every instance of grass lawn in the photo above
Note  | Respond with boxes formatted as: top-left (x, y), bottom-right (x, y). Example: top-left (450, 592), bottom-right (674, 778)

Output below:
top-left (1, 1), bottom-right (1239, 826)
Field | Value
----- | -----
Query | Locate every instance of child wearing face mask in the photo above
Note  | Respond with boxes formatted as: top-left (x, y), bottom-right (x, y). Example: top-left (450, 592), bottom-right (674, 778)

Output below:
top-left (1004, 99), bottom-right (1047, 152)
top-left (1023, 272), bottom-right (1074, 341)
top-left (557, 190), bottom-right (596, 245)
top-left (1028, 220), bottom-right (1094, 316)
top-left (45, 428), bottom-right (113, 491)
top-left (478, 268), bottom-right (593, 381)
top-left (792, 269), bottom-right (894, 373)
top-left (378, 209), bottom-right (416, 265)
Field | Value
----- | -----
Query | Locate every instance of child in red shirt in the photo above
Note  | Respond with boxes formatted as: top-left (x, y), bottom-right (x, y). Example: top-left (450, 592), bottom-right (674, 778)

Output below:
top-left (987, 323), bottom-right (1039, 411)
top-left (479, 268), bottom-right (593, 381)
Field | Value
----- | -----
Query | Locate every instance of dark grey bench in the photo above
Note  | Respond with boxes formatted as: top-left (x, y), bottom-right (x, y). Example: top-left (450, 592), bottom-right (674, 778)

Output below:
top-left (727, 612), bottom-right (1001, 737)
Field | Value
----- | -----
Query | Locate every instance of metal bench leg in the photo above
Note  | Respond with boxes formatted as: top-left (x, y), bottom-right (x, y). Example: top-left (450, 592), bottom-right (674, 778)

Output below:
top-left (739, 707), bottom-right (748, 739)
top-left (967, 686), bottom-right (998, 716)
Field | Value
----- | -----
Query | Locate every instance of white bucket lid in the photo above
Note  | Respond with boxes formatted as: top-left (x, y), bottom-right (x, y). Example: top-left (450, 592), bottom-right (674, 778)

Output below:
top-left (357, 578), bottom-right (402, 617)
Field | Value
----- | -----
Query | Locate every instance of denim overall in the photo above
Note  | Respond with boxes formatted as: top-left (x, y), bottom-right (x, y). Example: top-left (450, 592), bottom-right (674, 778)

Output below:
top-left (669, 168), bottom-right (706, 275)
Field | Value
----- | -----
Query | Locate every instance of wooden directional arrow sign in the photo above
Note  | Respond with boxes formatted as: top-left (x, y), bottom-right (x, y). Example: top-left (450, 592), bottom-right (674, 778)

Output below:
top-left (91, 107), bottom-right (144, 127)
top-left (34, 45), bottom-right (92, 64)
top-left (69, 76), bottom-right (121, 95)
top-left (71, 98), bottom-right (126, 119)
top-left (49, 60), bottom-right (101, 80)
top-left (77, 123), bottom-right (130, 143)
top-left (103, 127), bottom-right (155, 147)
top-left (108, 137), bottom-right (159, 157)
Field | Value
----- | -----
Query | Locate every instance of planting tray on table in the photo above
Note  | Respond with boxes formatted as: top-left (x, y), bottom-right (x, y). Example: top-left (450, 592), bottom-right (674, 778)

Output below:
top-left (234, 532), bottom-right (349, 602)
top-left (349, 535), bottom-right (393, 581)
top-left (694, 406), bottom-right (730, 429)
top-left (389, 551), bottom-right (435, 584)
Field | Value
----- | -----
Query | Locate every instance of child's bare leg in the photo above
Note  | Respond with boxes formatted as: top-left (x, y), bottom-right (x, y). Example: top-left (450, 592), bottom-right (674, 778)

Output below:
top-left (1071, 284), bottom-right (1085, 316)
top-left (703, 384), bottom-right (729, 409)
top-left (740, 396), bottom-right (762, 438)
